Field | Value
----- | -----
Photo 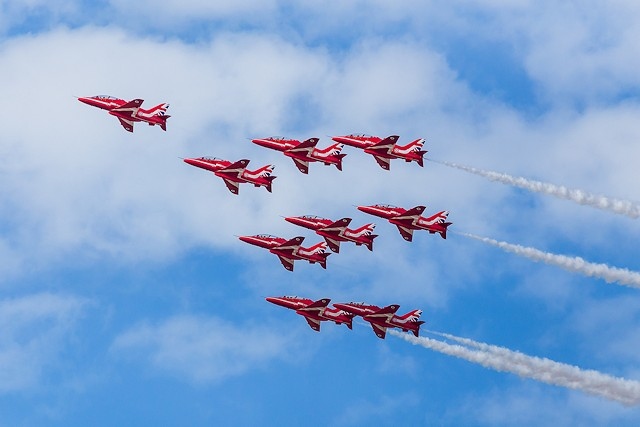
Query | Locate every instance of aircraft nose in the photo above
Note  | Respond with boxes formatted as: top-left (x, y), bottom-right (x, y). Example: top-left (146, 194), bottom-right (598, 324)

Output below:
top-left (183, 158), bottom-right (198, 167)
top-left (283, 216), bottom-right (301, 225)
top-left (77, 96), bottom-right (92, 105)
top-left (332, 303), bottom-right (349, 312)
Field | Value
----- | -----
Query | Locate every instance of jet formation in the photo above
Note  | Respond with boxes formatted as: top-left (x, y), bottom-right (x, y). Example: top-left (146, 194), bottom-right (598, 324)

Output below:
top-left (78, 95), bottom-right (170, 132)
top-left (267, 296), bottom-right (425, 339)
top-left (75, 96), bottom-right (439, 338)
top-left (239, 204), bottom-right (450, 271)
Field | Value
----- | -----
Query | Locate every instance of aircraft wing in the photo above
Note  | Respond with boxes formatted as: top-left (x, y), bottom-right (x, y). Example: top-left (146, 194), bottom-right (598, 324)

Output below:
top-left (303, 316), bottom-right (321, 332)
top-left (217, 159), bottom-right (250, 179)
top-left (291, 158), bottom-right (309, 174)
top-left (286, 138), bottom-right (319, 156)
top-left (395, 224), bottom-right (414, 242)
top-left (276, 255), bottom-right (295, 271)
top-left (365, 305), bottom-right (400, 324)
top-left (393, 206), bottom-right (426, 225)
top-left (320, 218), bottom-right (351, 236)
top-left (112, 99), bottom-right (143, 118)
top-left (366, 135), bottom-right (399, 155)
top-left (372, 155), bottom-right (391, 170)
top-left (322, 236), bottom-right (341, 253)
top-left (297, 298), bottom-right (330, 313)
top-left (221, 178), bottom-right (240, 195)
top-left (275, 236), bottom-right (305, 255)
top-left (370, 322), bottom-right (388, 339)
top-left (116, 117), bottom-right (135, 133)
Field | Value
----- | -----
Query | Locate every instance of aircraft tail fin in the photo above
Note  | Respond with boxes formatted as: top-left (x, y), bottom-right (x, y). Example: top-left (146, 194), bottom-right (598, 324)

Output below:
top-left (412, 321), bottom-right (426, 337)
top-left (344, 313), bottom-right (355, 329)
top-left (439, 222), bottom-right (452, 239)
top-left (148, 102), bottom-right (170, 116)
top-left (264, 175), bottom-right (277, 193)
top-left (334, 153), bottom-right (347, 171)
top-left (318, 252), bottom-right (330, 269)
top-left (159, 115), bottom-right (171, 131)
top-left (415, 150), bottom-right (427, 167)
top-left (365, 234), bottom-right (378, 251)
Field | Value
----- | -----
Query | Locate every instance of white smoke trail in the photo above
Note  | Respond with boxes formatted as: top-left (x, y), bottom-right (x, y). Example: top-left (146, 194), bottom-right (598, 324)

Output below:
top-left (460, 232), bottom-right (640, 289)
top-left (431, 159), bottom-right (640, 219)
top-left (390, 330), bottom-right (640, 406)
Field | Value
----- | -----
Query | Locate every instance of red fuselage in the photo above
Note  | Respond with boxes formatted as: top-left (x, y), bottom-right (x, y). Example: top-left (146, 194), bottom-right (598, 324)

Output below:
top-left (284, 215), bottom-right (377, 252)
top-left (333, 302), bottom-right (424, 338)
top-left (357, 204), bottom-right (451, 240)
top-left (331, 134), bottom-right (382, 150)
top-left (183, 157), bottom-right (275, 194)
top-left (251, 137), bottom-right (346, 174)
top-left (78, 95), bottom-right (170, 132)
top-left (266, 296), bottom-right (354, 330)
top-left (238, 235), bottom-right (330, 271)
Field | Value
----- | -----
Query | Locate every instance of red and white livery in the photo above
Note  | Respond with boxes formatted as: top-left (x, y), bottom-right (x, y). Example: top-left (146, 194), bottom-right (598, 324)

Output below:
top-left (252, 136), bottom-right (346, 174)
top-left (266, 296), bottom-right (354, 332)
top-left (238, 235), bottom-right (330, 271)
top-left (357, 204), bottom-right (451, 241)
top-left (331, 134), bottom-right (426, 170)
top-left (284, 215), bottom-right (377, 253)
top-left (78, 95), bottom-right (170, 132)
top-left (332, 302), bottom-right (425, 339)
top-left (183, 157), bottom-right (276, 195)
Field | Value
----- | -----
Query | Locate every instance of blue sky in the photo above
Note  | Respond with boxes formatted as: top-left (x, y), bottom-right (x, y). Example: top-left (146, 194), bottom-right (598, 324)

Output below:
top-left (2, 1), bottom-right (640, 425)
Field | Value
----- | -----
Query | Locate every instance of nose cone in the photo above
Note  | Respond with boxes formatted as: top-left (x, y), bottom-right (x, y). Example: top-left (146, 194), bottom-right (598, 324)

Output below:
top-left (357, 205), bottom-right (375, 215)
top-left (265, 296), bottom-right (282, 306)
top-left (238, 235), bottom-right (254, 245)
top-left (238, 235), bottom-right (271, 248)
top-left (284, 216), bottom-right (304, 227)
top-left (183, 158), bottom-right (199, 167)
top-left (77, 96), bottom-right (94, 106)
top-left (332, 303), bottom-right (354, 314)
top-left (331, 135), bottom-right (349, 144)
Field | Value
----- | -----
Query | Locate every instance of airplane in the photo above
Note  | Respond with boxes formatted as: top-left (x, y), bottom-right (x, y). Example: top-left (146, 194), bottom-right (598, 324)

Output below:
top-left (357, 204), bottom-right (451, 241)
top-left (238, 235), bottom-right (330, 271)
top-left (183, 157), bottom-right (276, 194)
top-left (284, 215), bottom-right (377, 253)
top-left (331, 134), bottom-right (426, 170)
top-left (332, 302), bottom-right (425, 339)
top-left (77, 95), bottom-right (170, 132)
top-left (266, 296), bottom-right (354, 332)
top-left (251, 136), bottom-right (346, 174)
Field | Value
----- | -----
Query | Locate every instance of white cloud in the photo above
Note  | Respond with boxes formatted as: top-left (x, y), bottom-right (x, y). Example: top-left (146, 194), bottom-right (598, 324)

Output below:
top-left (0, 293), bottom-right (87, 393)
top-left (111, 314), bottom-right (290, 383)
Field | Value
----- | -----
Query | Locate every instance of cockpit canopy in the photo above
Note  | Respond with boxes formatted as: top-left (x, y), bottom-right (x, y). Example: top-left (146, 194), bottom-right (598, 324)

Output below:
top-left (300, 215), bottom-right (322, 220)
top-left (256, 234), bottom-right (278, 239)
top-left (95, 95), bottom-right (118, 100)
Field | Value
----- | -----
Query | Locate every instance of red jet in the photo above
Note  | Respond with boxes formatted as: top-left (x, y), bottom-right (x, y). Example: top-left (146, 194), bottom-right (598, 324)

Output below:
top-left (357, 204), bottom-right (451, 241)
top-left (332, 302), bottom-right (425, 339)
top-left (331, 134), bottom-right (426, 170)
top-left (183, 157), bottom-right (276, 195)
top-left (284, 215), bottom-right (377, 253)
top-left (78, 95), bottom-right (170, 132)
top-left (251, 136), bottom-right (346, 174)
top-left (266, 296), bottom-right (354, 332)
top-left (238, 235), bottom-right (330, 271)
